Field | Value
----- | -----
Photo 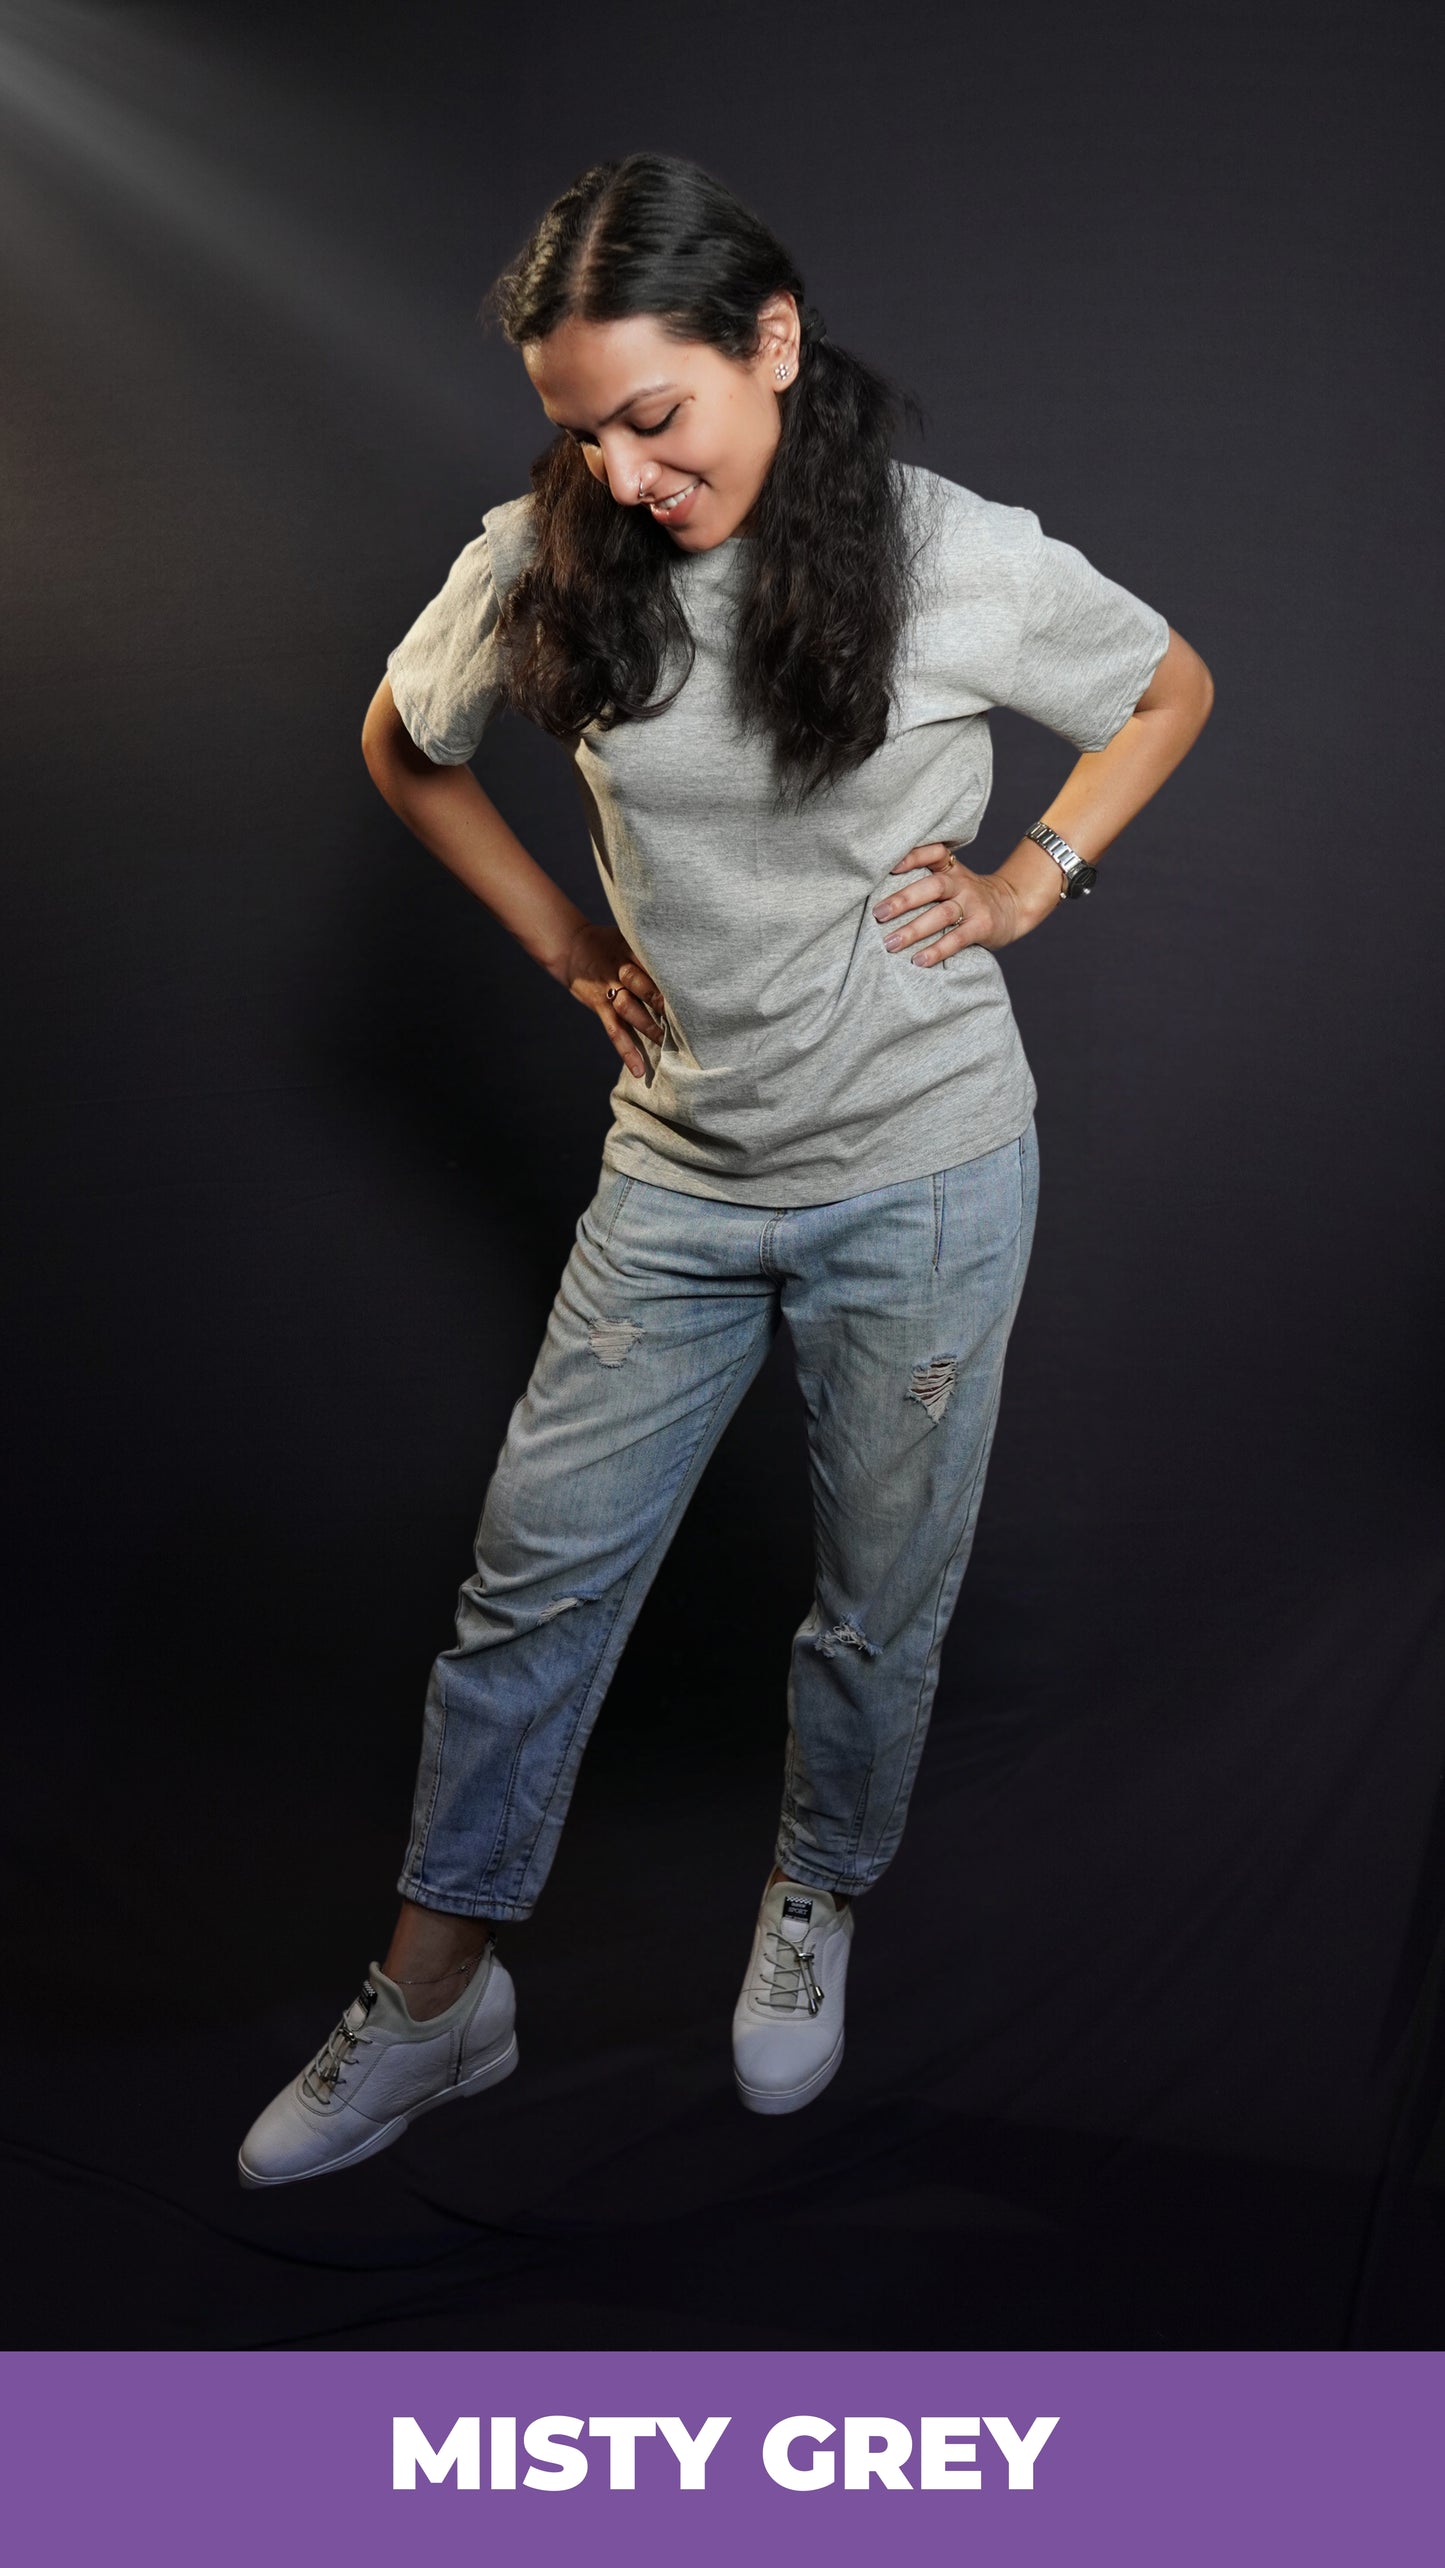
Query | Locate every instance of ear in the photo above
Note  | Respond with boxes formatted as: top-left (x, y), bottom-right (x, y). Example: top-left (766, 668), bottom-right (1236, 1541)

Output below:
top-left (754, 291), bottom-right (801, 380)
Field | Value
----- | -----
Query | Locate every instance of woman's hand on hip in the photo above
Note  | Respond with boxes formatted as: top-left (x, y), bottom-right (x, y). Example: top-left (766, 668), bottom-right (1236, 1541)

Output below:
top-left (872, 841), bottom-right (1039, 962)
top-left (563, 921), bottom-right (668, 1077)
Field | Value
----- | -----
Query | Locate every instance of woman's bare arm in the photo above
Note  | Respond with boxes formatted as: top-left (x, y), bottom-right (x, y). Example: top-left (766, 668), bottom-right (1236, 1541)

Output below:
top-left (360, 677), bottom-right (666, 1070)
top-left (361, 676), bottom-right (590, 977)
top-left (873, 626), bottom-right (1216, 957)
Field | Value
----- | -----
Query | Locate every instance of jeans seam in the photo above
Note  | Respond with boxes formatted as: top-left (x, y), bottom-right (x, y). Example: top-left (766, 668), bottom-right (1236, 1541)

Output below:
top-left (862, 1164), bottom-right (1030, 1877)
top-left (865, 1373), bottom-right (1006, 1874)
top-left (506, 1320), bottom-right (777, 1911)
top-left (402, 1683), bottom-right (451, 1893)
top-left (415, 1312), bottom-right (775, 1919)
top-left (841, 1759), bottom-right (875, 1876)
top-left (480, 1586), bottom-right (635, 1903)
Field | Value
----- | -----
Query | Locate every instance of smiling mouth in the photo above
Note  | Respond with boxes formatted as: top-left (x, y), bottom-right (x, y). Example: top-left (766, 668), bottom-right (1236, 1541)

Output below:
top-left (649, 480), bottom-right (699, 514)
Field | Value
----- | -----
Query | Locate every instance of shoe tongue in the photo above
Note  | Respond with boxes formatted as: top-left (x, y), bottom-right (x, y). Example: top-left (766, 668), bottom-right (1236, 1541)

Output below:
top-left (774, 1883), bottom-right (828, 1940)
top-left (346, 1966), bottom-right (419, 2036)
top-left (342, 1979), bottom-right (379, 2038)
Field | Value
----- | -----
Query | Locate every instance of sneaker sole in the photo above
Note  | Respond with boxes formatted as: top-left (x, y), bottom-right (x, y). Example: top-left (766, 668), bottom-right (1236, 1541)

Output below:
top-left (734, 2028), bottom-right (844, 2117)
top-left (236, 2028), bottom-right (519, 2190)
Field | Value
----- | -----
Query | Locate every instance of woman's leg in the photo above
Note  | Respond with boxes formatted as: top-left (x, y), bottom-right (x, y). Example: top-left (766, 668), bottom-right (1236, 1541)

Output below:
top-left (396, 1165), bottom-right (780, 1930)
top-left (774, 1119), bottom-right (1040, 1894)
top-left (238, 1167), bottom-right (784, 2182)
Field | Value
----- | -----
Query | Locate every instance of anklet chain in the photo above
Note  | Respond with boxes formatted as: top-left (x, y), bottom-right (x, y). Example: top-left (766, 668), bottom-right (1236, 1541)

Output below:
top-left (391, 1947), bottom-right (486, 1988)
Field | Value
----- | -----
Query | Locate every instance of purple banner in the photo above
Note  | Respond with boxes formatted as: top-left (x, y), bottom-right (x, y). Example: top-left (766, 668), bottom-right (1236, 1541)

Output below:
top-left (1, 2349), bottom-right (1441, 2565)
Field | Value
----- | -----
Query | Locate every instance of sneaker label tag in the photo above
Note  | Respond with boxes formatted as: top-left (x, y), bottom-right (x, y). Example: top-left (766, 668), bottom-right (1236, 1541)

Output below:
top-left (341, 1989), bottom-right (374, 2039)
top-left (782, 1895), bottom-right (813, 1922)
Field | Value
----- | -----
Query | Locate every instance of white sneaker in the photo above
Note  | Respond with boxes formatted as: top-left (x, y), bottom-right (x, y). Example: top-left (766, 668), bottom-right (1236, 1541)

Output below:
top-left (237, 1946), bottom-right (518, 2189)
top-left (732, 1875), bottom-right (853, 2116)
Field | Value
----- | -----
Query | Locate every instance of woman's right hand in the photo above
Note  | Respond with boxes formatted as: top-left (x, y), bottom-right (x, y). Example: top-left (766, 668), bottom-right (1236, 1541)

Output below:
top-left (562, 921), bottom-right (669, 1079)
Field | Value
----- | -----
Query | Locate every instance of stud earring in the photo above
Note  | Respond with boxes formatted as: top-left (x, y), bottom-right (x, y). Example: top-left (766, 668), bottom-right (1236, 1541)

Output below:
top-left (775, 360), bottom-right (791, 379)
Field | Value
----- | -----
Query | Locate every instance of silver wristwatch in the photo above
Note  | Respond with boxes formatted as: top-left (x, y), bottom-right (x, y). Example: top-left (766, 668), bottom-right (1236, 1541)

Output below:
top-left (1026, 820), bottom-right (1098, 900)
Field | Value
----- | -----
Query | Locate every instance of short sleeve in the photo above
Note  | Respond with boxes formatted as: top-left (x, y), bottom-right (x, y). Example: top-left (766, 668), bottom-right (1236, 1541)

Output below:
top-left (1000, 512), bottom-right (1170, 752)
top-left (384, 529), bottom-right (509, 766)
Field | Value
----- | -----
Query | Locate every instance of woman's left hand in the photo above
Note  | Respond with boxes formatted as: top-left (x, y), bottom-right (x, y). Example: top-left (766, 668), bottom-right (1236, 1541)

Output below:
top-left (872, 841), bottom-right (1030, 962)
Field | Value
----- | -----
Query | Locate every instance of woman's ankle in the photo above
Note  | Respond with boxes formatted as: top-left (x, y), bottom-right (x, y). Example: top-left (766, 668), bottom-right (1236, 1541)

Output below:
top-left (382, 1903), bottom-right (492, 2020)
top-left (391, 1942), bottom-right (490, 2022)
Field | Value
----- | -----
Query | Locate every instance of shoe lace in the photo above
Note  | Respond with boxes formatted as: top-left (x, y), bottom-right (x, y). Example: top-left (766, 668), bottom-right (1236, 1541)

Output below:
top-left (761, 1927), bottom-right (824, 2016)
top-left (301, 1989), bottom-right (375, 2107)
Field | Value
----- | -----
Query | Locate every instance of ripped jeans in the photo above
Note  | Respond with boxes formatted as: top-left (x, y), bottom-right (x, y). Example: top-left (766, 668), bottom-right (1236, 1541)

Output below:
top-left (399, 1116), bottom-right (1039, 1919)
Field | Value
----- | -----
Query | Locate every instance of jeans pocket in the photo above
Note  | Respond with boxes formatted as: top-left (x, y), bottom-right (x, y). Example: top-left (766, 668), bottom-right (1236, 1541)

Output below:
top-left (938, 1127), bottom-right (1029, 1264)
top-left (1018, 1115), bottom-right (1039, 1223)
top-left (578, 1165), bottom-right (637, 1254)
top-left (596, 1169), bottom-right (637, 1251)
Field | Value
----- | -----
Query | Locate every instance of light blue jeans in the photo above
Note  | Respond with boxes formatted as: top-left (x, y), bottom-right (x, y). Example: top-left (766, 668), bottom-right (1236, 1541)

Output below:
top-left (399, 1117), bottom-right (1039, 1920)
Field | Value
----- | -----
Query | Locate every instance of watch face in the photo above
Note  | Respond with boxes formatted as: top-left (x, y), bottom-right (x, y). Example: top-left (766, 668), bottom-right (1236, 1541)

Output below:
top-left (1068, 866), bottom-right (1096, 898)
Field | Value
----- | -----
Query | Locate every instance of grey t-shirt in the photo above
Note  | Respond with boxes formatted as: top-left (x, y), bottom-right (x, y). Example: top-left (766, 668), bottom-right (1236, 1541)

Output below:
top-left (385, 463), bottom-right (1169, 1205)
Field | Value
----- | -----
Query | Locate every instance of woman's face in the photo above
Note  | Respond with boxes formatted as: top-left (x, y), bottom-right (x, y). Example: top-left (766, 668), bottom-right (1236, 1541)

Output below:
top-left (522, 297), bottom-right (800, 551)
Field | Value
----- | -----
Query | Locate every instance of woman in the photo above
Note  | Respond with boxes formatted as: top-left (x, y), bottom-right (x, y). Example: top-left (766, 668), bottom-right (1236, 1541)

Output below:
top-left (238, 153), bottom-right (1213, 2187)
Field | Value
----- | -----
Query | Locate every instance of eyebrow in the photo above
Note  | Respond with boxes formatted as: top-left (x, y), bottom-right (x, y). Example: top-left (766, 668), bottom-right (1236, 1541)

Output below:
top-left (550, 380), bottom-right (680, 435)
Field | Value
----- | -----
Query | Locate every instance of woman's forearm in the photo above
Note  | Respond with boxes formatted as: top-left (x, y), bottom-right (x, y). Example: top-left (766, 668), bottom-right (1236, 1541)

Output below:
top-left (994, 624), bottom-right (1216, 931)
top-left (361, 681), bottom-right (588, 981)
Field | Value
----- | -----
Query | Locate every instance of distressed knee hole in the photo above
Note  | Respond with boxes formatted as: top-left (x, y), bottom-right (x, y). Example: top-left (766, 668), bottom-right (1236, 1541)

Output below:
top-left (538, 1595), bottom-right (582, 1623)
top-left (814, 1616), bottom-right (879, 1660)
top-left (587, 1316), bottom-right (643, 1367)
top-left (907, 1352), bottom-right (958, 1424)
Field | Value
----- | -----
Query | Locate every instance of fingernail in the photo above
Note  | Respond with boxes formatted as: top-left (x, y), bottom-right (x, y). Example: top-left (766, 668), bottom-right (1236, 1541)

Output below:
top-left (884, 933), bottom-right (904, 951)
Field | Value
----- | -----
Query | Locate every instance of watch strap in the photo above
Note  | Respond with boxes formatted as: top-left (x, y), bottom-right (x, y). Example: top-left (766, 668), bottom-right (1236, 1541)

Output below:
top-left (1026, 820), bottom-right (1098, 899)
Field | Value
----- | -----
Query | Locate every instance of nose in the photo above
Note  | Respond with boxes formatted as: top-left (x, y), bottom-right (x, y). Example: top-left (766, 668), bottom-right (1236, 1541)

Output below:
top-left (616, 460), bottom-right (658, 507)
top-left (592, 431), bottom-right (660, 507)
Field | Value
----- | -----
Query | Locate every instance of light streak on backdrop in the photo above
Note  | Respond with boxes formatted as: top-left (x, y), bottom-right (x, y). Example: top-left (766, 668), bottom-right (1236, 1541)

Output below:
top-left (0, 0), bottom-right (497, 455)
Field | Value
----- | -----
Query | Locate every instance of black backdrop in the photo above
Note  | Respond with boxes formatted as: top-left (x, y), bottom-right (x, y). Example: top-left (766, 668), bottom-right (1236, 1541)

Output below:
top-left (4, 0), bottom-right (1442, 2349)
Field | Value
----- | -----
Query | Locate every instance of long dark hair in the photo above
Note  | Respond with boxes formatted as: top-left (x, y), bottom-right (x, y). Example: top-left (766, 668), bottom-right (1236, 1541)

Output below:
top-left (481, 154), bottom-right (927, 808)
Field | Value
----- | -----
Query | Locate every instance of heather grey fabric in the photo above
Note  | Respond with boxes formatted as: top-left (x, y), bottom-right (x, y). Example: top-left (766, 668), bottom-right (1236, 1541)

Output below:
top-left (385, 465), bottom-right (1169, 1205)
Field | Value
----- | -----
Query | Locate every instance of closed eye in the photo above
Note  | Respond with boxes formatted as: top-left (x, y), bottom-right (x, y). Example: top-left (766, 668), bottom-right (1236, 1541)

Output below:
top-left (566, 404), bottom-right (680, 447)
